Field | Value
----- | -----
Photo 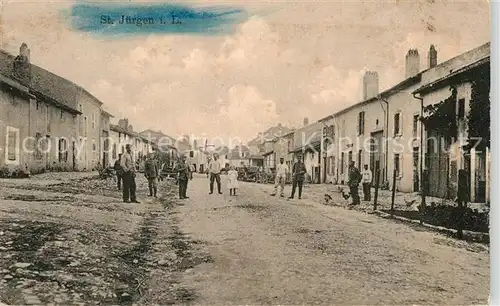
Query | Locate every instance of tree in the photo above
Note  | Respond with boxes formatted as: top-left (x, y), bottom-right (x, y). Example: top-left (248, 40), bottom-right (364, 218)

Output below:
top-left (421, 86), bottom-right (458, 144)
top-left (466, 71), bottom-right (490, 152)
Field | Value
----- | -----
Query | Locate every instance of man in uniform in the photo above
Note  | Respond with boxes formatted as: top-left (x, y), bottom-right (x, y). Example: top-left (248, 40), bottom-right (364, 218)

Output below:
top-left (289, 155), bottom-right (307, 199)
top-left (121, 144), bottom-right (140, 203)
top-left (176, 155), bottom-right (191, 199)
top-left (348, 161), bottom-right (362, 206)
top-left (144, 153), bottom-right (159, 197)
top-left (114, 153), bottom-right (123, 190)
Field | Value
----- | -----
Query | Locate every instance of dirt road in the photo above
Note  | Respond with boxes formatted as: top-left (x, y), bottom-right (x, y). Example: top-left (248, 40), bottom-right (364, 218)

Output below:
top-left (177, 174), bottom-right (489, 305)
top-left (0, 173), bottom-right (489, 305)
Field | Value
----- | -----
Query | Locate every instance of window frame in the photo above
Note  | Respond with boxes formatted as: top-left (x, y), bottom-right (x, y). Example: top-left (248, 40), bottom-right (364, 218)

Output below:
top-left (393, 112), bottom-right (402, 137)
top-left (412, 113), bottom-right (419, 138)
top-left (5, 126), bottom-right (20, 165)
top-left (358, 111), bottom-right (365, 136)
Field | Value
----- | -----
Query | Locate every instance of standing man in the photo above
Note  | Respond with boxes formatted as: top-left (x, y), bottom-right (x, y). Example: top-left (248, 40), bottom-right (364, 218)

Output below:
top-left (289, 155), bottom-right (307, 199)
top-left (114, 153), bottom-right (123, 190)
top-left (348, 161), bottom-right (362, 206)
top-left (271, 157), bottom-right (288, 197)
top-left (176, 155), bottom-right (191, 199)
top-left (121, 144), bottom-right (140, 203)
top-left (361, 164), bottom-right (373, 201)
top-left (144, 153), bottom-right (159, 197)
top-left (208, 153), bottom-right (223, 194)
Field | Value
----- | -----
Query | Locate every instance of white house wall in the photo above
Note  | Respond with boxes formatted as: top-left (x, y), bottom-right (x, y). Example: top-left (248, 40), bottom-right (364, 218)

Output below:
top-left (385, 82), bottom-right (422, 192)
top-left (334, 100), bottom-right (386, 185)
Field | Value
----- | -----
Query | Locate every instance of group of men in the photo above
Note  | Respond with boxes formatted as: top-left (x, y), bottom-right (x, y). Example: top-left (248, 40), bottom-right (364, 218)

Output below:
top-left (347, 161), bottom-right (373, 206)
top-left (111, 145), bottom-right (230, 201)
top-left (270, 155), bottom-right (307, 199)
top-left (270, 155), bottom-right (373, 204)
top-left (112, 144), bottom-right (172, 202)
top-left (111, 145), bottom-right (373, 205)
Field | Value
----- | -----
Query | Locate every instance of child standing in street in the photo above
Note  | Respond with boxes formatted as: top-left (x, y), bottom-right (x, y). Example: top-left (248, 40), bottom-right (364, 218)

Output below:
top-left (227, 165), bottom-right (239, 196)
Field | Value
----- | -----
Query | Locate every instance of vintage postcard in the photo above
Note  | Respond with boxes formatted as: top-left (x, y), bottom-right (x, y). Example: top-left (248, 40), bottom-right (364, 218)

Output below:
top-left (0, 0), bottom-right (491, 305)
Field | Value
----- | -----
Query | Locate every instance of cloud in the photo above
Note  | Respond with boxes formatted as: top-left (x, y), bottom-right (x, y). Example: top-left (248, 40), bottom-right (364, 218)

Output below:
top-left (0, 1), bottom-right (490, 145)
top-left (218, 85), bottom-right (279, 142)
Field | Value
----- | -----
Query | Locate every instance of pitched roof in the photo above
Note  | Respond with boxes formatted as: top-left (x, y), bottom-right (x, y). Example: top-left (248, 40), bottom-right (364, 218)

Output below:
top-left (413, 56), bottom-right (490, 95)
top-left (110, 124), bottom-right (136, 137)
top-left (0, 48), bottom-right (103, 114)
top-left (291, 122), bottom-right (322, 151)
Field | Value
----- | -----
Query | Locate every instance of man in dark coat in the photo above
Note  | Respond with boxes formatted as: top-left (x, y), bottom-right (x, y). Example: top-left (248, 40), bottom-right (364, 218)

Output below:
top-left (289, 155), bottom-right (307, 199)
top-left (144, 153), bottom-right (159, 197)
top-left (114, 154), bottom-right (123, 190)
top-left (121, 144), bottom-right (140, 203)
top-left (348, 161), bottom-right (362, 206)
top-left (176, 155), bottom-right (191, 199)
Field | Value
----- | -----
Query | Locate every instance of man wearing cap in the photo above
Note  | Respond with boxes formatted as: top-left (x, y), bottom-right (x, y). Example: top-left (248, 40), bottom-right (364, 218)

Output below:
top-left (176, 155), bottom-right (191, 199)
top-left (348, 161), bottom-right (362, 206)
top-left (144, 153), bottom-right (159, 197)
top-left (289, 155), bottom-right (307, 199)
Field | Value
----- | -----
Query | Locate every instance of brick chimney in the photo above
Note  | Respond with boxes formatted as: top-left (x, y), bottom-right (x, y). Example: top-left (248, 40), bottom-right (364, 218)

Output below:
top-left (427, 45), bottom-right (437, 68)
top-left (405, 49), bottom-right (420, 78)
top-left (303, 117), bottom-right (309, 126)
top-left (13, 43), bottom-right (31, 84)
top-left (362, 71), bottom-right (379, 100)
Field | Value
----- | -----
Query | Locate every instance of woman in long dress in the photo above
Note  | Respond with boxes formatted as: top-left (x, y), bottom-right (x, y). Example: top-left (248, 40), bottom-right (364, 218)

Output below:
top-left (227, 165), bottom-right (239, 196)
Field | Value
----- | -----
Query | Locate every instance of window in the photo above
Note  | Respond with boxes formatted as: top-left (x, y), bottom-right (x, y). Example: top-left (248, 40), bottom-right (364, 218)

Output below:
top-left (84, 117), bottom-right (87, 137)
top-left (413, 114), bottom-right (419, 137)
top-left (58, 138), bottom-right (68, 162)
top-left (458, 98), bottom-right (465, 119)
top-left (358, 150), bottom-right (362, 168)
top-left (112, 144), bottom-right (117, 159)
top-left (60, 110), bottom-right (63, 119)
top-left (394, 112), bottom-right (401, 136)
top-left (34, 133), bottom-right (43, 160)
top-left (340, 152), bottom-right (345, 174)
top-left (189, 151), bottom-right (194, 158)
top-left (92, 113), bottom-right (96, 129)
top-left (394, 154), bottom-right (401, 177)
top-left (358, 111), bottom-right (365, 135)
top-left (6, 127), bottom-right (20, 164)
top-left (348, 151), bottom-right (353, 164)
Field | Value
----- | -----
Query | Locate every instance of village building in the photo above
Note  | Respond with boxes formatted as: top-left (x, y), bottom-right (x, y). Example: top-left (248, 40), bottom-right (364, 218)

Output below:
top-left (288, 118), bottom-right (322, 183)
top-left (262, 139), bottom-right (275, 170)
top-left (317, 115), bottom-right (336, 184)
top-left (109, 119), bottom-right (137, 166)
top-left (412, 42), bottom-right (490, 203)
top-left (228, 145), bottom-right (250, 168)
top-left (100, 109), bottom-right (113, 167)
top-left (246, 137), bottom-right (264, 167)
top-left (139, 129), bottom-right (179, 169)
top-left (0, 43), bottom-right (84, 174)
top-left (282, 130), bottom-right (295, 172)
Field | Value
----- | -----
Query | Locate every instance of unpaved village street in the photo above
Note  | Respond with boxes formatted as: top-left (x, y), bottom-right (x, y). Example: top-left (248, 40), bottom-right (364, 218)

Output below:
top-left (0, 173), bottom-right (490, 305)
